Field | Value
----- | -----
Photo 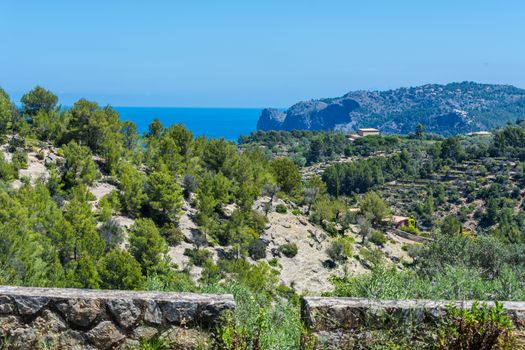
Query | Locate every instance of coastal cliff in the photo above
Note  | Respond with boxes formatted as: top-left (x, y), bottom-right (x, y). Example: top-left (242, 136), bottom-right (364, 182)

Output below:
top-left (257, 82), bottom-right (525, 135)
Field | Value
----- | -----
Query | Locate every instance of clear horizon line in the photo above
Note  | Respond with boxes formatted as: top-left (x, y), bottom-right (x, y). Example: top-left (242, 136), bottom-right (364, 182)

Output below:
top-left (13, 103), bottom-right (287, 110)
top-left (112, 105), bottom-right (282, 109)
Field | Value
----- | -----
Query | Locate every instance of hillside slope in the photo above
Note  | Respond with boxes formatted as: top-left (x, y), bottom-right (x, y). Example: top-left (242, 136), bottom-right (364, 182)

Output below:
top-left (257, 82), bottom-right (525, 135)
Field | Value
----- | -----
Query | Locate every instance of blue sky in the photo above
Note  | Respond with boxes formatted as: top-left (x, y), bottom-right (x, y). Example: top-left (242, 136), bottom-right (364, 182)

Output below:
top-left (1, 0), bottom-right (524, 107)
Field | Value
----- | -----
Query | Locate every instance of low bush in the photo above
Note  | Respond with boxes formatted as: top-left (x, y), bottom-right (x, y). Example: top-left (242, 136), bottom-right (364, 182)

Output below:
top-left (369, 230), bottom-right (387, 246)
top-left (358, 247), bottom-right (384, 269)
top-left (164, 227), bottom-right (184, 246)
top-left (331, 264), bottom-right (525, 301)
top-left (268, 258), bottom-right (280, 267)
top-left (184, 248), bottom-right (213, 267)
top-left (438, 302), bottom-right (514, 350)
top-left (138, 336), bottom-right (169, 350)
top-left (399, 217), bottom-right (421, 236)
top-left (322, 221), bottom-right (339, 236)
top-left (275, 204), bottom-right (287, 214)
top-left (326, 236), bottom-right (353, 263)
top-left (11, 149), bottom-right (28, 170)
top-left (279, 243), bottom-right (298, 258)
top-left (213, 282), bottom-right (303, 350)
top-left (248, 239), bottom-right (267, 260)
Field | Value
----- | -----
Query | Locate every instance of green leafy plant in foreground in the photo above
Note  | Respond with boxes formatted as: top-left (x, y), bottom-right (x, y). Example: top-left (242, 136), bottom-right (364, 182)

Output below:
top-left (138, 336), bottom-right (169, 350)
top-left (438, 301), bottom-right (515, 350)
top-left (212, 283), bottom-right (303, 350)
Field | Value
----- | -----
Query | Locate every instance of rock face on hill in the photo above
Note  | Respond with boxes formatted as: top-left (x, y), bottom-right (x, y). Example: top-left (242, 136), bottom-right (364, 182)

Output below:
top-left (257, 82), bottom-right (525, 135)
top-left (256, 108), bottom-right (286, 130)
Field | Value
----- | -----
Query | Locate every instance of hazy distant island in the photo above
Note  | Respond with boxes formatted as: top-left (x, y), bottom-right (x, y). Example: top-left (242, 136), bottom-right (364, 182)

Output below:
top-left (257, 82), bottom-right (525, 135)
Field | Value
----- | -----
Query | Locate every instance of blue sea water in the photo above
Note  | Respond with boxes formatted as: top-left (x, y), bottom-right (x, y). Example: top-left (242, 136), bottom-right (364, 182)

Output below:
top-left (115, 107), bottom-right (262, 141)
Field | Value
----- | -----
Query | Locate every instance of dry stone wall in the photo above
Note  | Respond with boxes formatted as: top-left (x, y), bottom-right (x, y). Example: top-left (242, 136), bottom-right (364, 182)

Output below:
top-left (301, 297), bottom-right (525, 349)
top-left (0, 286), bottom-right (235, 350)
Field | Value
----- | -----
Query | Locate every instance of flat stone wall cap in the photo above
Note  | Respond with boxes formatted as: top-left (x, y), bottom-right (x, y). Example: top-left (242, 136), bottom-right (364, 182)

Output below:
top-left (0, 285), bottom-right (234, 304)
top-left (303, 297), bottom-right (525, 311)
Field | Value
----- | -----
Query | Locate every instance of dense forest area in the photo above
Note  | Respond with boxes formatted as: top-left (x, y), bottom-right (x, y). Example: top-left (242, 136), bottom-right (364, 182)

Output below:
top-left (1, 86), bottom-right (525, 349)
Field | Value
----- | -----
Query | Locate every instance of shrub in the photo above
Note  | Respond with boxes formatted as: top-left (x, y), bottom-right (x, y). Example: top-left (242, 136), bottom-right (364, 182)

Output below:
top-left (11, 149), bottom-right (28, 170)
top-left (163, 226), bottom-right (184, 246)
top-left (359, 191), bottom-right (391, 225)
top-left (400, 224), bottom-right (421, 236)
top-left (138, 336), bottom-right (169, 350)
top-left (369, 230), bottom-right (387, 246)
top-left (0, 155), bottom-right (15, 181)
top-left (183, 248), bottom-right (213, 267)
top-left (97, 191), bottom-right (121, 221)
top-left (327, 236), bottom-right (353, 262)
top-left (199, 260), bottom-right (221, 285)
top-left (438, 302), bottom-right (514, 350)
top-left (292, 208), bottom-right (301, 215)
top-left (248, 239), bottom-right (267, 260)
top-left (358, 247), bottom-right (384, 268)
top-left (98, 249), bottom-right (145, 290)
top-left (399, 217), bottom-right (421, 236)
top-left (182, 174), bottom-right (196, 199)
top-left (279, 243), bottom-right (298, 258)
top-left (99, 219), bottom-right (124, 249)
top-left (331, 263), bottom-right (525, 301)
top-left (268, 258), bottom-right (280, 267)
top-left (322, 221), bottom-right (339, 236)
top-left (275, 204), bottom-right (287, 214)
top-left (214, 283), bottom-right (302, 350)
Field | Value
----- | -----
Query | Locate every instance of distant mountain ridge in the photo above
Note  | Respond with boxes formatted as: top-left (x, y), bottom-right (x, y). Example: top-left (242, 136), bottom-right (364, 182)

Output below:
top-left (257, 82), bottom-right (525, 135)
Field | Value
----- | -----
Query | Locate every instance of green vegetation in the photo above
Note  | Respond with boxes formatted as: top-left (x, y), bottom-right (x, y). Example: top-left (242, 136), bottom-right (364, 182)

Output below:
top-left (369, 230), bottom-right (387, 246)
top-left (279, 243), bottom-right (298, 258)
top-left (275, 203), bottom-right (287, 214)
top-left (331, 235), bottom-right (525, 300)
top-left (1, 85), bottom-right (525, 349)
top-left (318, 301), bottom-right (516, 349)
top-left (438, 302), bottom-right (514, 350)
top-left (326, 236), bottom-right (353, 263)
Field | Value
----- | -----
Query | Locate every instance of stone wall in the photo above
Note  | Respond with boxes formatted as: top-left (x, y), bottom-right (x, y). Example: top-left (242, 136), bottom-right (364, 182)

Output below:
top-left (302, 297), bottom-right (525, 349)
top-left (0, 286), bottom-right (235, 350)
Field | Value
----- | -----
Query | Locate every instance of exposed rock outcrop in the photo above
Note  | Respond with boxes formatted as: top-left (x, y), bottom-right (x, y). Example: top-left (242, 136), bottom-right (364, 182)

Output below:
top-left (256, 108), bottom-right (286, 130)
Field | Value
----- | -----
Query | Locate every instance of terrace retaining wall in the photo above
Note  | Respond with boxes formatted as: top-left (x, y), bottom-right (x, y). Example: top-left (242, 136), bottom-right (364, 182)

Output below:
top-left (302, 297), bottom-right (525, 349)
top-left (387, 227), bottom-right (434, 243)
top-left (0, 286), bottom-right (235, 349)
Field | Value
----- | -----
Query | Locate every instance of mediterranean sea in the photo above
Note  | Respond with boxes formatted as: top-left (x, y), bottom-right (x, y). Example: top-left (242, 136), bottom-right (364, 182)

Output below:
top-left (114, 107), bottom-right (262, 141)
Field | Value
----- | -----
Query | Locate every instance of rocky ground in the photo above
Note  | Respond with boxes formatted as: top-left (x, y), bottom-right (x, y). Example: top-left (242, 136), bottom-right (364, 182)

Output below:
top-left (170, 196), bottom-right (413, 294)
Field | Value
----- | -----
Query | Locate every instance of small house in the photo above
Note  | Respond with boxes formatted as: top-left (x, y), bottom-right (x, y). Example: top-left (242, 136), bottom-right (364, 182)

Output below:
top-left (389, 215), bottom-right (410, 228)
top-left (357, 128), bottom-right (380, 137)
